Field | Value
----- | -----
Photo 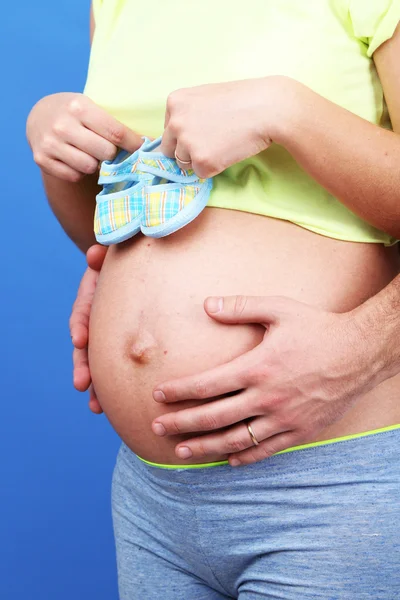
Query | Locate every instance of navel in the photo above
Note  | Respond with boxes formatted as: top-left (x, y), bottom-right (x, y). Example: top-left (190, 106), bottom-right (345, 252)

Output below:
top-left (128, 329), bottom-right (158, 364)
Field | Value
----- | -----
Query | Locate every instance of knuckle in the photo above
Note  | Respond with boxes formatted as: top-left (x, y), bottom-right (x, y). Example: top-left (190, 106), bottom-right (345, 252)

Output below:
top-left (246, 363), bottom-right (267, 386)
top-left (166, 90), bottom-right (180, 110)
top-left (254, 393), bottom-right (270, 412)
top-left (267, 396), bottom-right (286, 412)
top-left (52, 120), bottom-right (67, 137)
top-left (194, 440), bottom-right (208, 457)
top-left (68, 97), bottom-right (84, 117)
top-left (272, 414), bottom-right (293, 432)
top-left (192, 153), bottom-right (213, 177)
top-left (178, 133), bottom-right (191, 148)
top-left (226, 434), bottom-right (248, 453)
top-left (108, 126), bottom-right (124, 146)
top-left (259, 444), bottom-right (276, 460)
top-left (233, 295), bottom-right (248, 318)
top-left (198, 413), bottom-right (219, 431)
top-left (194, 379), bottom-right (209, 399)
top-left (103, 144), bottom-right (117, 161)
top-left (33, 151), bottom-right (45, 167)
top-left (83, 159), bottom-right (99, 175)
top-left (67, 170), bottom-right (83, 183)
top-left (41, 134), bottom-right (54, 153)
top-left (171, 417), bottom-right (183, 435)
top-left (168, 116), bottom-right (183, 135)
top-left (68, 311), bottom-right (75, 331)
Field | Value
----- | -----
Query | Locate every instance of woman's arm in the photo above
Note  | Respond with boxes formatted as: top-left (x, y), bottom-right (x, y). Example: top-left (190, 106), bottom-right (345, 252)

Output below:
top-left (275, 24), bottom-right (400, 238)
top-left (39, 4), bottom-right (98, 253)
top-left (27, 3), bottom-right (143, 252)
top-left (161, 23), bottom-right (400, 238)
top-left (41, 171), bottom-right (99, 252)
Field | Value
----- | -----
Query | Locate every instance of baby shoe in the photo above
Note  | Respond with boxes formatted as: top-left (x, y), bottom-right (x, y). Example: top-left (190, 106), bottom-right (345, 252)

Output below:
top-left (141, 177), bottom-right (213, 238)
top-left (94, 136), bottom-right (213, 244)
top-left (98, 137), bottom-right (156, 185)
top-left (94, 137), bottom-right (156, 245)
top-left (94, 179), bottom-right (149, 245)
top-left (135, 138), bottom-right (213, 238)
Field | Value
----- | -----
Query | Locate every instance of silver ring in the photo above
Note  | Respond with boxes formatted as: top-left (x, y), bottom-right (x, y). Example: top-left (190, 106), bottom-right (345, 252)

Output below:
top-left (246, 422), bottom-right (259, 446)
top-left (174, 150), bottom-right (192, 165)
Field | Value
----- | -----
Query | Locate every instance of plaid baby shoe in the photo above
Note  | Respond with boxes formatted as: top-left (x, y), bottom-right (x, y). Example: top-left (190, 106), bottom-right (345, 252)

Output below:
top-left (137, 139), bottom-right (213, 238)
top-left (94, 137), bottom-right (161, 244)
top-left (94, 179), bottom-right (149, 245)
top-left (141, 177), bottom-right (213, 238)
top-left (94, 136), bottom-right (213, 244)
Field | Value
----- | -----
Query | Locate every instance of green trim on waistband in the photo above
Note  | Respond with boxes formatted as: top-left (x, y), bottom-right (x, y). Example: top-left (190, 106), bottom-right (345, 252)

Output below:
top-left (135, 423), bottom-right (400, 469)
top-left (136, 456), bottom-right (230, 469)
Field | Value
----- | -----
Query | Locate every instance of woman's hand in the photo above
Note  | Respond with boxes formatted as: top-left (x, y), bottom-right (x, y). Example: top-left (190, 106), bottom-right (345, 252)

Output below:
top-left (151, 295), bottom-right (385, 466)
top-left (70, 244), bottom-right (107, 414)
top-left (160, 76), bottom-right (291, 177)
top-left (26, 92), bottom-right (143, 182)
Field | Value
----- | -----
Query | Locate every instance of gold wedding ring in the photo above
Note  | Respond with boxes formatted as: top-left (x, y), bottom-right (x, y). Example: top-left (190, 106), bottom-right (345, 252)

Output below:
top-left (247, 421), bottom-right (260, 446)
top-left (174, 150), bottom-right (192, 165)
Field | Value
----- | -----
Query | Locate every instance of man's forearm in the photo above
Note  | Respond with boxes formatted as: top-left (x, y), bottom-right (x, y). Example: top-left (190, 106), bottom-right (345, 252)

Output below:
top-left (42, 170), bottom-right (99, 253)
top-left (354, 274), bottom-right (400, 384)
top-left (274, 79), bottom-right (400, 238)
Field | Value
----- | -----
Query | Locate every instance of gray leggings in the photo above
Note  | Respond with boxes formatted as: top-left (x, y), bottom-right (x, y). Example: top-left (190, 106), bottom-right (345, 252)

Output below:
top-left (112, 428), bottom-right (400, 599)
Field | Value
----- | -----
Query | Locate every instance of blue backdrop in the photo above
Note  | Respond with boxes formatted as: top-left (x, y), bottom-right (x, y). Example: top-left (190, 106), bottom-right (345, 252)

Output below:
top-left (2, 3), bottom-right (120, 598)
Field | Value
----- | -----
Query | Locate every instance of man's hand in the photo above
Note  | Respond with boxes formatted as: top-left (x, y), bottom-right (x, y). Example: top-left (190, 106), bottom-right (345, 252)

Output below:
top-left (151, 294), bottom-right (393, 466)
top-left (70, 244), bottom-right (107, 414)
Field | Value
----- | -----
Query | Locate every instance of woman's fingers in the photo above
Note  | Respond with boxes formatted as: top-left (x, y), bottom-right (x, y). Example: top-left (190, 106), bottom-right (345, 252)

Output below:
top-left (62, 122), bottom-right (117, 161)
top-left (80, 102), bottom-right (143, 153)
top-left (173, 416), bottom-right (291, 460)
top-left (40, 158), bottom-right (82, 183)
top-left (73, 347), bottom-right (91, 391)
top-left (153, 348), bottom-right (259, 403)
top-left (69, 267), bottom-right (99, 347)
top-left (152, 390), bottom-right (260, 436)
top-left (86, 244), bottom-right (108, 271)
top-left (174, 142), bottom-right (192, 168)
top-left (88, 385), bottom-right (104, 415)
top-left (52, 143), bottom-right (99, 175)
top-left (159, 127), bottom-right (177, 158)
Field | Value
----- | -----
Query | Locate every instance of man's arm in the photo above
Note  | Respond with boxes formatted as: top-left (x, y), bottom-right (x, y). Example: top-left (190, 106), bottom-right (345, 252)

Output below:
top-left (357, 273), bottom-right (400, 383)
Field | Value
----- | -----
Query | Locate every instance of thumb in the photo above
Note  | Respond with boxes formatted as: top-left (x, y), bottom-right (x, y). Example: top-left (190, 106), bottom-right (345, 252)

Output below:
top-left (204, 295), bottom-right (292, 325)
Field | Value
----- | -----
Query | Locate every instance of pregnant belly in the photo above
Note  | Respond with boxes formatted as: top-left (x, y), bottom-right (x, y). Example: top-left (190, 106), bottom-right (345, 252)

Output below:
top-left (88, 208), bottom-right (400, 464)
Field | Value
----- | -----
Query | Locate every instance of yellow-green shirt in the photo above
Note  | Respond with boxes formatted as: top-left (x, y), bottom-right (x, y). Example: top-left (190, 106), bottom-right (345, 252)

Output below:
top-left (84, 0), bottom-right (400, 245)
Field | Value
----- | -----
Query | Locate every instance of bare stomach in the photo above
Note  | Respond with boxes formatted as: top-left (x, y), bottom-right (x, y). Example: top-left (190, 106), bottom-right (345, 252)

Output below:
top-left (88, 208), bottom-right (400, 464)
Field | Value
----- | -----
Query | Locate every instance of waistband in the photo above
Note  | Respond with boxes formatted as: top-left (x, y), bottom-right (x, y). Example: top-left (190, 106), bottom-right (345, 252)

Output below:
top-left (134, 423), bottom-right (400, 470)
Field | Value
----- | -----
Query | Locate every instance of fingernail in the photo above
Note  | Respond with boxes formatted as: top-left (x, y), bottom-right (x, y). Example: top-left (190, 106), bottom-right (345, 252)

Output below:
top-left (230, 458), bottom-right (241, 467)
top-left (153, 390), bottom-right (166, 402)
top-left (177, 446), bottom-right (192, 459)
top-left (152, 422), bottom-right (166, 436)
top-left (206, 297), bottom-right (223, 313)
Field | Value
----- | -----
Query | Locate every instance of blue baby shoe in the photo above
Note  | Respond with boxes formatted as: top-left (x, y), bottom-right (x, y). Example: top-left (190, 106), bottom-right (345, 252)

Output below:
top-left (94, 136), bottom-right (213, 244)
top-left (94, 137), bottom-right (159, 245)
top-left (135, 138), bottom-right (213, 238)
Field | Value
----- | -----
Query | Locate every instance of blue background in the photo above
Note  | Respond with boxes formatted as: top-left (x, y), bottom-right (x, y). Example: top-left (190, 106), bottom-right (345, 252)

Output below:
top-left (2, 2), bottom-right (120, 598)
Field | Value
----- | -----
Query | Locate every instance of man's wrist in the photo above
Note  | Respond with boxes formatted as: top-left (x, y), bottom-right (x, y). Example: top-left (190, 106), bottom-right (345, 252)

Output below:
top-left (351, 282), bottom-right (400, 385)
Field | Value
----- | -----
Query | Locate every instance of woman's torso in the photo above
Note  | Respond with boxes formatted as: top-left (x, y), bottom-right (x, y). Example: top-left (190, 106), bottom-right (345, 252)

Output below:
top-left (86, 0), bottom-right (400, 464)
top-left (88, 209), bottom-right (400, 464)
